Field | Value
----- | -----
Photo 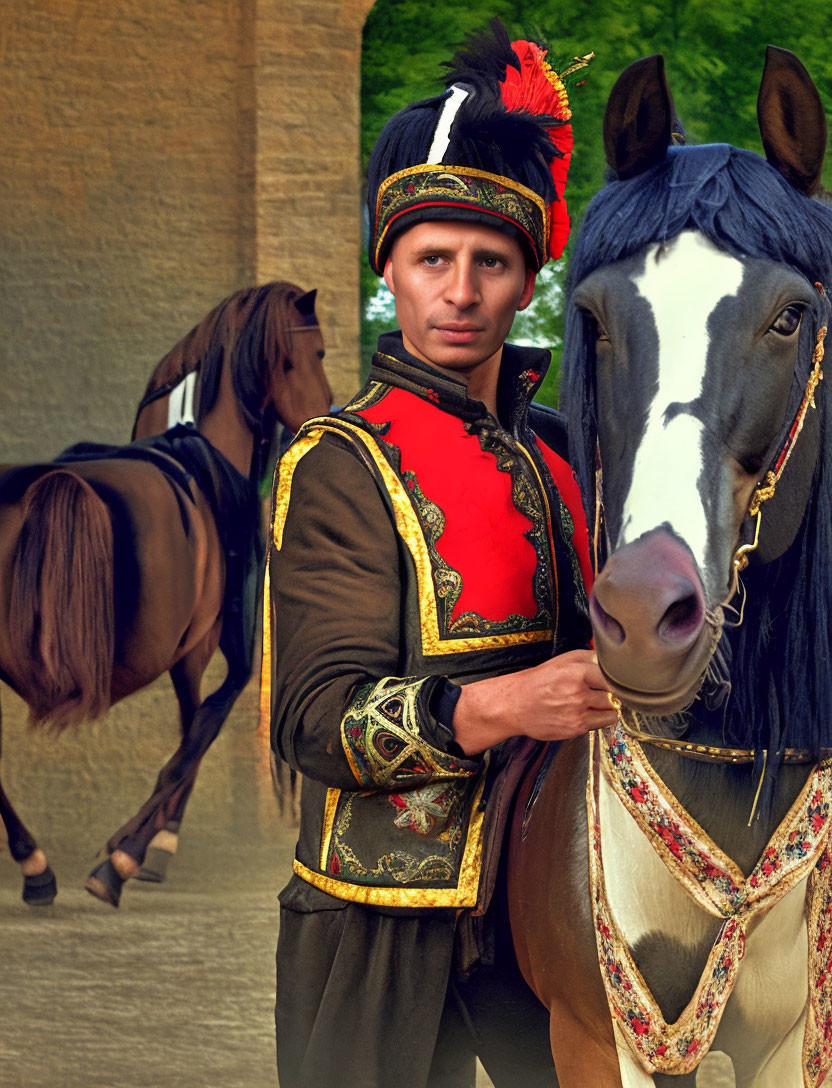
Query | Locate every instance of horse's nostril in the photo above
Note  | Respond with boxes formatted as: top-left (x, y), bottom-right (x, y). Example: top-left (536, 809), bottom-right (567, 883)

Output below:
top-left (657, 593), bottom-right (703, 643)
top-left (590, 595), bottom-right (626, 646)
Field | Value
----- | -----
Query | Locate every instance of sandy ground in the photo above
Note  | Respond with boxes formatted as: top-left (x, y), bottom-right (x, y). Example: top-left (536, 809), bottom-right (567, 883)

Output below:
top-left (0, 660), bottom-right (733, 1087)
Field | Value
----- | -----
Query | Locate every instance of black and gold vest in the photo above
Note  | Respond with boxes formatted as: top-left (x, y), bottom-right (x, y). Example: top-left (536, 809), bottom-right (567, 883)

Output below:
top-left (264, 333), bottom-right (592, 908)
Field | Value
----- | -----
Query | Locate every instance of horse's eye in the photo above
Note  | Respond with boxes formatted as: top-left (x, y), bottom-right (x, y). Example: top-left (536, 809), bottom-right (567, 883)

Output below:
top-left (770, 305), bottom-right (802, 336)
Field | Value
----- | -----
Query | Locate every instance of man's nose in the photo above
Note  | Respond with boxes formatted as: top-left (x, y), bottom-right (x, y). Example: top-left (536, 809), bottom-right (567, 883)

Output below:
top-left (444, 262), bottom-right (480, 308)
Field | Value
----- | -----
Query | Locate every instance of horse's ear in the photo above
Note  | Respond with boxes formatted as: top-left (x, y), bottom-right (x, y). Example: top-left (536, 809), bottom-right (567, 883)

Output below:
top-left (603, 55), bottom-right (675, 180)
top-left (758, 46), bottom-right (826, 196)
top-left (294, 289), bottom-right (317, 320)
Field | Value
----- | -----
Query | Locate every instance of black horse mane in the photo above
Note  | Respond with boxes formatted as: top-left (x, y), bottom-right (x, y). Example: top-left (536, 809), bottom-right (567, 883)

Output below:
top-left (560, 143), bottom-right (832, 759)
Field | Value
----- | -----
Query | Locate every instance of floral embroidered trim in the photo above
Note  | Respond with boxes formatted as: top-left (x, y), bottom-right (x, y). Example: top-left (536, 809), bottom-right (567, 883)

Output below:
top-left (465, 425), bottom-right (556, 638)
top-left (398, 450), bottom-right (552, 638)
top-left (340, 676), bottom-right (476, 790)
top-left (805, 846), bottom-right (832, 1085)
top-left (401, 468), bottom-right (463, 632)
top-left (322, 777), bottom-right (471, 884)
top-left (588, 726), bottom-right (832, 1079)
top-left (601, 725), bottom-right (831, 919)
top-left (294, 772), bottom-right (486, 907)
top-left (556, 492), bottom-right (589, 617)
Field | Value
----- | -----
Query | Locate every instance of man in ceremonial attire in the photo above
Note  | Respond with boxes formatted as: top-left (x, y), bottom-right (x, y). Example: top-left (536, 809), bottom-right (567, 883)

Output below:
top-left (263, 20), bottom-right (616, 1088)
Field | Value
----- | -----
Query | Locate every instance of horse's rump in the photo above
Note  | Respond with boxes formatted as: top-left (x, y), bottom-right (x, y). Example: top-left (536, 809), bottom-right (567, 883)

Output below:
top-left (57, 427), bottom-right (262, 680)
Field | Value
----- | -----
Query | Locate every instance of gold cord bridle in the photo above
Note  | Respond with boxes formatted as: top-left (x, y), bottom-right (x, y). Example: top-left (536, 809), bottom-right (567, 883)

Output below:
top-left (733, 302), bottom-right (827, 575)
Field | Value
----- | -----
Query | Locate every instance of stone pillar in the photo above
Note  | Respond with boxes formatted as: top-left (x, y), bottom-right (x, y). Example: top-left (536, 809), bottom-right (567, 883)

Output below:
top-left (254, 0), bottom-right (375, 405)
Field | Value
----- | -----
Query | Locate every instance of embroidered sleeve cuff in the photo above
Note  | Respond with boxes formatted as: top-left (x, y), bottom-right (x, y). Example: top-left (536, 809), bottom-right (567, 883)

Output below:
top-left (340, 675), bottom-right (480, 789)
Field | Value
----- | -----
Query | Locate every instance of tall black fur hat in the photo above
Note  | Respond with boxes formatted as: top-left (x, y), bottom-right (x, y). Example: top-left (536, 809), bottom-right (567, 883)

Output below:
top-left (367, 19), bottom-right (592, 273)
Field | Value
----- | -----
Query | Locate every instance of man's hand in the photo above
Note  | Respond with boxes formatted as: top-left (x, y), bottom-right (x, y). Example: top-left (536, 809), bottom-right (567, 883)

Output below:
top-left (452, 649), bottom-right (618, 756)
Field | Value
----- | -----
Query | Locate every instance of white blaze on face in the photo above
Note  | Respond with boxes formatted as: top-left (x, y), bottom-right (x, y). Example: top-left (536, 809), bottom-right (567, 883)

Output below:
top-left (619, 232), bottom-right (744, 580)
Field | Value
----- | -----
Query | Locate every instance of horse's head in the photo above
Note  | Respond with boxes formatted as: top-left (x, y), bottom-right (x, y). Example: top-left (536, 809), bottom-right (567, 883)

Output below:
top-left (563, 48), bottom-right (832, 717)
top-left (235, 284), bottom-right (332, 437)
top-left (270, 288), bottom-right (333, 434)
top-left (135, 282), bottom-right (333, 446)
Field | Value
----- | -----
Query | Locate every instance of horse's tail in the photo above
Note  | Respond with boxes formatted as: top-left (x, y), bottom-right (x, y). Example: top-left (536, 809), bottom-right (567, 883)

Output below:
top-left (9, 470), bottom-right (114, 729)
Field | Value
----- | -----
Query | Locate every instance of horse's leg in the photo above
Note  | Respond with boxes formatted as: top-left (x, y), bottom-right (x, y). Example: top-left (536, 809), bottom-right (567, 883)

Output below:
top-left (85, 627), bottom-right (248, 907)
top-left (138, 631), bottom-right (218, 883)
top-left (509, 739), bottom-right (624, 1087)
top-left (0, 698), bottom-right (57, 905)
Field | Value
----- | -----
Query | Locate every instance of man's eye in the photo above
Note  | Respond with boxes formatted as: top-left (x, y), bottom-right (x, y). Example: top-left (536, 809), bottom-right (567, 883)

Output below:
top-left (769, 305), bottom-right (802, 336)
top-left (481, 257), bottom-right (503, 268)
top-left (422, 255), bottom-right (442, 266)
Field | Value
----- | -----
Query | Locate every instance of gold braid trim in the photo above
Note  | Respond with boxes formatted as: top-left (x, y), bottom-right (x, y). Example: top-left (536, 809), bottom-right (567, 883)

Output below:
top-left (588, 726), bottom-right (832, 1078)
top-left (258, 430), bottom-right (327, 734)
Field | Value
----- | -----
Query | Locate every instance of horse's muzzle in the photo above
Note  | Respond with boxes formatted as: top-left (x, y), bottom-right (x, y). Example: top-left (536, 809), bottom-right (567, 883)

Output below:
top-left (590, 529), bottom-right (719, 715)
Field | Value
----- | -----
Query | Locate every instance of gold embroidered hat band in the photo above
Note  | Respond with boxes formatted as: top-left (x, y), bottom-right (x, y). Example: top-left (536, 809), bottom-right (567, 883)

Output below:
top-left (373, 165), bottom-right (550, 277)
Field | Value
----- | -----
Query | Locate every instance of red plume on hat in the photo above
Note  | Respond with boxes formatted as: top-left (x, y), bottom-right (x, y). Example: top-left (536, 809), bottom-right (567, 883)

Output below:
top-left (500, 40), bottom-right (592, 259)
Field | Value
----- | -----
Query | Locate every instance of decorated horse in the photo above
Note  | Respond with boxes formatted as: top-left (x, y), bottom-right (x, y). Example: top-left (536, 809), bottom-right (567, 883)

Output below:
top-left (0, 281), bottom-right (331, 907)
top-left (508, 49), bottom-right (832, 1085)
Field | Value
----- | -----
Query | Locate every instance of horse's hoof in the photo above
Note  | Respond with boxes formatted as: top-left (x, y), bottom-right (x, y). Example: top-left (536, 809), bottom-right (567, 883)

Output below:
top-left (84, 859), bottom-right (123, 908)
top-left (137, 846), bottom-right (174, 883)
top-left (22, 865), bottom-right (57, 907)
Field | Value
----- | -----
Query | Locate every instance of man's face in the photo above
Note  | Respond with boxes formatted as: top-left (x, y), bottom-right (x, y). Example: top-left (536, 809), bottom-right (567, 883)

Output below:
top-left (383, 220), bottom-right (536, 374)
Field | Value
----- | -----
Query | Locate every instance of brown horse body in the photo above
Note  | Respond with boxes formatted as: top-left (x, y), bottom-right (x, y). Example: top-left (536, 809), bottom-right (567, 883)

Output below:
top-left (509, 740), bottom-right (620, 1082)
top-left (0, 282), bottom-right (331, 907)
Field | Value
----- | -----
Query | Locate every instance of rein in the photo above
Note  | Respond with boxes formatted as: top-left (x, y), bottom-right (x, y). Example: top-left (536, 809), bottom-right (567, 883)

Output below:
top-left (733, 287), bottom-right (828, 575)
top-left (610, 695), bottom-right (832, 765)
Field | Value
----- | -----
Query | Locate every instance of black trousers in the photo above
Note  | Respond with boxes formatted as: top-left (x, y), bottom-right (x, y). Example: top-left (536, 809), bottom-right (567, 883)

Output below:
top-left (275, 898), bottom-right (556, 1088)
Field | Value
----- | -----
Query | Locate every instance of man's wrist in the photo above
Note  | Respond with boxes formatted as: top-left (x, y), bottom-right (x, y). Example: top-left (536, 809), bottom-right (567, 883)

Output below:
top-left (451, 675), bottom-right (515, 756)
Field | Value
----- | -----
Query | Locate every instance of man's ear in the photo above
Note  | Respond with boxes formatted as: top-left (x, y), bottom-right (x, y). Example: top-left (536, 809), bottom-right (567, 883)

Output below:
top-left (517, 268), bottom-right (536, 311)
top-left (383, 258), bottom-right (396, 296)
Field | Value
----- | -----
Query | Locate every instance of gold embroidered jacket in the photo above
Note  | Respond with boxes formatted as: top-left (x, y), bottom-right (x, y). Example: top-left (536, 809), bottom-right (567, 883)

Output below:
top-left (267, 333), bottom-right (592, 909)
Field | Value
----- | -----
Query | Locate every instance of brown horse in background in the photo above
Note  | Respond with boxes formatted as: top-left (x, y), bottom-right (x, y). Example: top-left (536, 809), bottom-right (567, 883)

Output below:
top-left (0, 282), bottom-right (331, 907)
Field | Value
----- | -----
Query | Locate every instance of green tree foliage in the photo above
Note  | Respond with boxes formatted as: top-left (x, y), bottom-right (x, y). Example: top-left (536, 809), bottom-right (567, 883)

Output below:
top-left (361, 0), bottom-right (832, 403)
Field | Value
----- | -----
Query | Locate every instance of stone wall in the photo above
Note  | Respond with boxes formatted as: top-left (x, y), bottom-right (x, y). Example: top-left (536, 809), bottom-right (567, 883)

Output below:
top-left (0, 0), bottom-right (373, 462)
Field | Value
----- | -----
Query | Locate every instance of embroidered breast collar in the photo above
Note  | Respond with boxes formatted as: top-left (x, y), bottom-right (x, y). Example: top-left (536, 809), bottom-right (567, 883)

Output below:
top-left (588, 723), bottom-right (832, 1082)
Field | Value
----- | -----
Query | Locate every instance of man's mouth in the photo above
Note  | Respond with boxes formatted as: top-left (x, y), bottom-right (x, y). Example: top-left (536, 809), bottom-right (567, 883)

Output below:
top-left (434, 325), bottom-right (482, 344)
